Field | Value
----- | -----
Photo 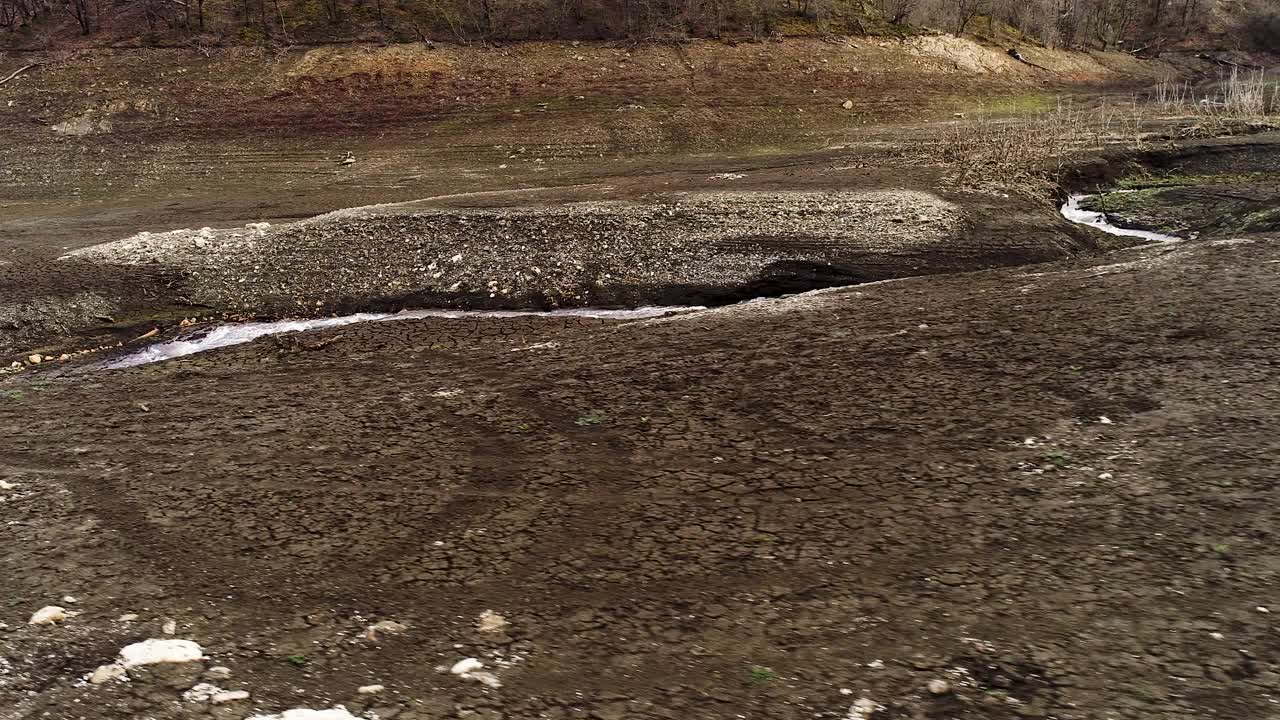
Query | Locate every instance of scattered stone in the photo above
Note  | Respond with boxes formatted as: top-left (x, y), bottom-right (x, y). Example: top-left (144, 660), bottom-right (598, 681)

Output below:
top-left (1098, 472), bottom-right (1114, 480)
top-left (118, 638), bottom-right (205, 667)
top-left (1098, 416), bottom-right (1113, 424)
top-left (61, 595), bottom-right (77, 604)
top-left (841, 100), bottom-right (854, 109)
top-left (1210, 632), bottom-right (1224, 640)
top-left (464, 671), bottom-right (502, 688)
top-left (88, 664), bottom-right (127, 684)
top-left (205, 665), bottom-right (233, 680)
top-left (248, 706), bottom-right (361, 720)
top-left (365, 620), bottom-right (408, 640)
top-left (28, 606), bottom-right (68, 625)
top-left (117, 613), bottom-right (139, 622)
top-left (927, 678), bottom-right (951, 695)
top-left (26, 354), bottom-right (41, 365)
top-left (357, 684), bottom-right (385, 695)
top-left (162, 619), bottom-right (177, 635)
top-left (846, 697), bottom-right (883, 720)
top-left (477, 610), bottom-right (508, 632)
top-left (58, 354), bottom-right (70, 361)
top-left (1258, 606), bottom-right (1271, 614)
top-left (184, 683), bottom-right (224, 702)
top-left (212, 690), bottom-right (250, 704)
top-left (450, 658), bottom-right (484, 675)
top-left (0, 480), bottom-right (16, 490)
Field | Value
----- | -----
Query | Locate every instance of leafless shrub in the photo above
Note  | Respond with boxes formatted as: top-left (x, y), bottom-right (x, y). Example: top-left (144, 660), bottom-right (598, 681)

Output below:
top-left (1151, 68), bottom-right (1278, 129)
top-left (934, 100), bottom-right (1148, 195)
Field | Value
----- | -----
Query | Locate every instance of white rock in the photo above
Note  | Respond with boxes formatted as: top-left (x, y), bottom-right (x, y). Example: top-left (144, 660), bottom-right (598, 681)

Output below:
top-left (184, 682), bottom-right (224, 702)
top-left (0, 480), bottom-right (16, 490)
top-left (1098, 472), bottom-right (1114, 480)
top-left (1258, 606), bottom-right (1271, 614)
top-left (118, 638), bottom-right (205, 667)
top-left (212, 690), bottom-right (250, 704)
top-left (87, 663), bottom-right (127, 684)
top-left (1210, 632), bottom-right (1224, 640)
top-left (26, 354), bottom-right (41, 365)
top-left (464, 670), bottom-right (502, 688)
top-left (841, 99), bottom-right (854, 109)
top-left (450, 658), bottom-right (484, 675)
top-left (61, 596), bottom-right (77, 604)
top-left (117, 613), bottom-right (139, 622)
top-left (29, 606), bottom-right (68, 625)
top-left (927, 678), bottom-right (951, 694)
top-left (364, 620), bottom-right (408, 640)
top-left (162, 619), bottom-right (177, 634)
top-left (1098, 416), bottom-right (1113, 424)
top-left (356, 684), bottom-right (385, 695)
top-left (477, 610), bottom-right (508, 632)
top-left (846, 698), bottom-right (882, 720)
top-left (450, 253), bottom-right (463, 263)
top-left (205, 665), bottom-right (233, 679)
top-left (247, 707), bottom-right (361, 720)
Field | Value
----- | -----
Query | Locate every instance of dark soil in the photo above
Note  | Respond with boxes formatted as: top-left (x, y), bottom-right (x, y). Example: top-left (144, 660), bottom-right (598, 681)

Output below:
top-left (2, 139), bottom-right (1280, 719)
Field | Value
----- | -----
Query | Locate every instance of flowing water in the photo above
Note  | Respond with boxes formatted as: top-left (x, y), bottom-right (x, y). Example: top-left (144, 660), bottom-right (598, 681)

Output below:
top-left (1060, 194), bottom-right (1181, 243)
top-left (105, 306), bottom-right (703, 369)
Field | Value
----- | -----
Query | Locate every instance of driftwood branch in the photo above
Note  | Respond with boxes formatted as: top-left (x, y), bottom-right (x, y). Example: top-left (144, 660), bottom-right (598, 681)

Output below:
top-left (0, 63), bottom-right (40, 87)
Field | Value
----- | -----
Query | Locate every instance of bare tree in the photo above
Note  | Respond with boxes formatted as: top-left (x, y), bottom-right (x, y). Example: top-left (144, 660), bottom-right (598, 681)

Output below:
top-left (876, 0), bottom-right (917, 24)
top-left (62, 0), bottom-right (91, 33)
top-left (953, 0), bottom-right (987, 33)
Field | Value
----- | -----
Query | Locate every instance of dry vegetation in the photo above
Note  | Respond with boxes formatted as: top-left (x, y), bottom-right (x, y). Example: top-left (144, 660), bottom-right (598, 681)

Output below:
top-left (934, 69), bottom-right (1278, 195)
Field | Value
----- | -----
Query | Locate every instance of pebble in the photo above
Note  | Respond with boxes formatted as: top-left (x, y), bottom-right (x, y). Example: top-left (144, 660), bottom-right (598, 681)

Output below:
top-left (162, 619), bottom-right (177, 634)
top-left (1258, 606), bottom-right (1271, 614)
top-left (117, 613), bottom-right (139, 622)
top-left (464, 671), bottom-right (502, 688)
top-left (365, 620), bottom-right (408, 640)
top-left (477, 610), bottom-right (508, 632)
top-left (1098, 416), bottom-right (1114, 424)
top-left (88, 663), bottom-right (127, 684)
top-left (927, 679), bottom-right (951, 694)
top-left (205, 665), bottom-right (233, 680)
top-left (29, 606), bottom-right (68, 625)
top-left (26, 354), bottom-right (41, 365)
top-left (61, 595), bottom-right (77, 604)
top-left (357, 684), bottom-right (385, 695)
top-left (841, 100), bottom-right (854, 109)
top-left (450, 658), bottom-right (484, 675)
top-left (212, 690), bottom-right (250, 703)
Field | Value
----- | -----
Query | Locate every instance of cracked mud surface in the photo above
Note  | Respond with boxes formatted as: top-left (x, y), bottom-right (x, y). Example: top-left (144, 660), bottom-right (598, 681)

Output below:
top-left (3, 225), bottom-right (1280, 719)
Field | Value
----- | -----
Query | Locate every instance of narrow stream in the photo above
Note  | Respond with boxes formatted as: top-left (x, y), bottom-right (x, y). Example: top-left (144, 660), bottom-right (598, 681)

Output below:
top-left (104, 191), bottom-right (1170, 369)
top-left (1060, 194), bottom-right (1181, 243)
top-left (105, 306), bottom-right (702, 369)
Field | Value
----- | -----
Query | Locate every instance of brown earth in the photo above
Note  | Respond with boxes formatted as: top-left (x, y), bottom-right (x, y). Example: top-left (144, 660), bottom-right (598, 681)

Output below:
top-left (1, 139), bottom-right (1280, 719)
top-left (2, 39), bottom-right (1279, 720)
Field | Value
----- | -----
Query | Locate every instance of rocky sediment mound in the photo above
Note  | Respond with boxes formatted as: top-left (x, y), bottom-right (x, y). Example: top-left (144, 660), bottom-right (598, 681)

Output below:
top-left (62, 189), bottom-right (1080, 314)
